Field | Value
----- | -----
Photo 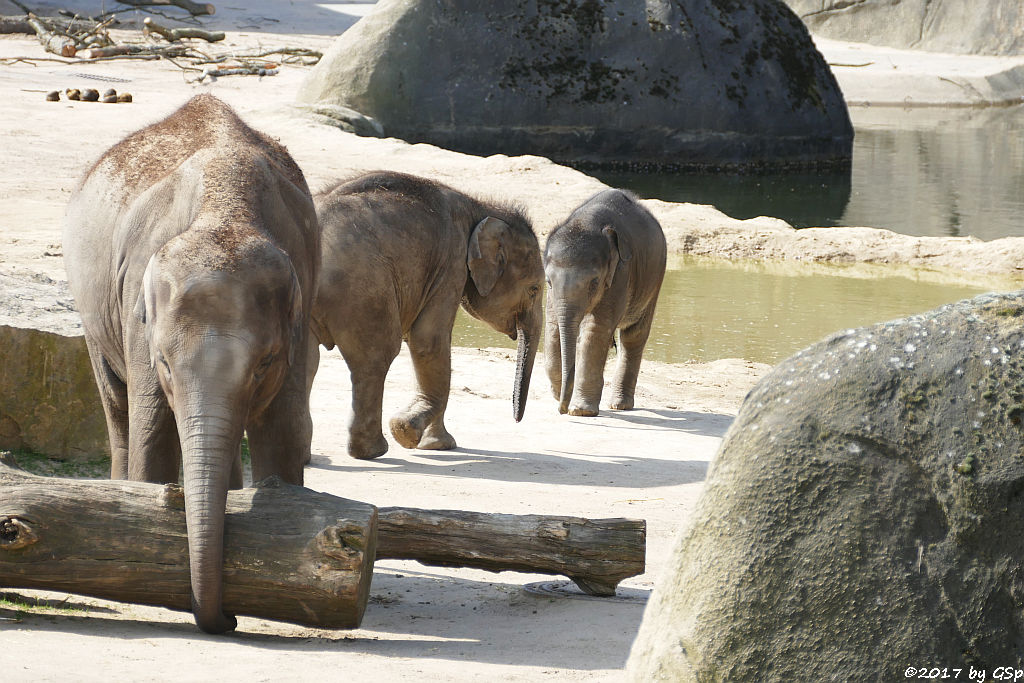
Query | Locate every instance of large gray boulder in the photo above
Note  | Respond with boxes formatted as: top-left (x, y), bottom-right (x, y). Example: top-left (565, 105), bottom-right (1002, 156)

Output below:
top-left (297, 0), bottom-right (853, 170)
top-left (628, 290), bottom-right (1024, 680)
top-left (0, 270), bottom-right (107, 461)
top-left (784, 0), bottom-right (1024, 55)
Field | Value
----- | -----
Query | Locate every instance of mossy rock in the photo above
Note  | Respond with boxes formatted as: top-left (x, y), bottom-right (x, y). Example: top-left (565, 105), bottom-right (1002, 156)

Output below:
top-left (297, 0), bottom-right (853, 170)
top-left (628, 290), bottom-right (1024, 680)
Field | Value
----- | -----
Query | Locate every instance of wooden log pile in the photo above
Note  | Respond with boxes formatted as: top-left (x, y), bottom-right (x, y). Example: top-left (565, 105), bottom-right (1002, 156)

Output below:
top-left (0, 455), bottom-right (646, 629)
top-left (0, 3), bottom-right (321, 78)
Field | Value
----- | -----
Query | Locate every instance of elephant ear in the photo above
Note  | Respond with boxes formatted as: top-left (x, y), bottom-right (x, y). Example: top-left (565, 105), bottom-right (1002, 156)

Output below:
top-left (468, 216), bottom-right (510, 297)
top-left (286, 267), bottom-right (303, 367)
top-left (602, 226), bottom-right (633, 263)
top-left (135, 256), bottom-right (159, 366)
top-left (134, 255), bottom-right (157, 324)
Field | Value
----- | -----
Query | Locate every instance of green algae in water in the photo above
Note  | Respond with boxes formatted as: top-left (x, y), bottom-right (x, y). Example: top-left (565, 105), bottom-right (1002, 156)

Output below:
top-left (452, 258), bottom-right (996, 365)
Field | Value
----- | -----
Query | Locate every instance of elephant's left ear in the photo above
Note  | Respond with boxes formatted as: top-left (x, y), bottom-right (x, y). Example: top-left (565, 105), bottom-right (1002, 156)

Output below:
top-left (135, 255), bottom-right (158, 325)
top-left (287, 268), bottom-right (303, 367)
top-left (468, 216), bottom-right (510, 297)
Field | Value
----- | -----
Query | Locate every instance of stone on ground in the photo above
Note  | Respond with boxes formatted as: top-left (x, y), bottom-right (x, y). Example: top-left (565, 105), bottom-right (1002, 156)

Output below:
top-left (0, 270), bottom-right (106, 461)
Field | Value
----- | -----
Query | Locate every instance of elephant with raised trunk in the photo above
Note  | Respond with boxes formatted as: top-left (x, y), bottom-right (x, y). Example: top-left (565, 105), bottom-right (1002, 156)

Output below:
top-left (312, 171), bottom-right (544, 460)
top-left (63, 95), bottom-right (320, 634)
top-left (544, 189), bottom-right (667, 416)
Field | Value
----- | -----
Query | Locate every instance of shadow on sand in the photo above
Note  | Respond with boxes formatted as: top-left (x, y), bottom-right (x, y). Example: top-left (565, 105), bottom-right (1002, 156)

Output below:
top-left (0, 566), bottom-right (646, 671)
top-left (311, 407), bottom-right (730, 489)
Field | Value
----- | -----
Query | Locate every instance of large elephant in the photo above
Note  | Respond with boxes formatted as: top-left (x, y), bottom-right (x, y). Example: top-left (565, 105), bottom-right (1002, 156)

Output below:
top-left (312, 171), bottom-right (544, 460)
top-left (63, 95), bottom-right (320, 634)
top-left (544, 189), bottom-right (667, 416)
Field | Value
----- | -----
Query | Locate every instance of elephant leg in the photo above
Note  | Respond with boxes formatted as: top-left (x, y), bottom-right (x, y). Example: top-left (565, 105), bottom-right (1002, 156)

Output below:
top-left (609, 305), bottom-right (656, 411)
top-left (544, 292), bottom-right (562, 401)
top-left (390, 305), bottom-right (457, 451)
top-left (569, 316), bottom-right (615, 417)
top-left (85, 345), bottom-right (130, 479)
top-left (248, 333), bottom-right (318, 483)
top-left (126, 380), bottom-right (181, 483)
top-left (337, 325), bottom-right (401, 460)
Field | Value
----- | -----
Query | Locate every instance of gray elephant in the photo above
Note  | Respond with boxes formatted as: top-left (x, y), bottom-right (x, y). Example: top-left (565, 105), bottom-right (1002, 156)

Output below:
top-left (63, 95), bottom-right (320, 634)
top-left (544, 189), bottom-right (667, 416)
top-left (311, 171), bottom-right (544, 460)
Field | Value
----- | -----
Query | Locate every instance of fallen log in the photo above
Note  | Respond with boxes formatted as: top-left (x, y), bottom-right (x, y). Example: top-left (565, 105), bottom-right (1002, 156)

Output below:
top-left (26, 13), bottom-right (76, 57)
top-left (76, 43), bottom-right (189, 59)
top-left (377, 508), bottom-right (645, 596)
top-left (0, 455), bottom-right (377, 629)
top-left (0, 455), bottom-right (646, 628)
top-left (143, 17), bottom-right (224, 42)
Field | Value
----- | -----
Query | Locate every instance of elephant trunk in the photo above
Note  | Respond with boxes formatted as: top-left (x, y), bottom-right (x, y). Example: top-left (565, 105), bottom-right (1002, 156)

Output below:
top-left (178, 400), bottom-right (241, 635)
top-left (512, 297), bottom-right (543, 422)
top-left (557, 308), bottom-right (580, 415)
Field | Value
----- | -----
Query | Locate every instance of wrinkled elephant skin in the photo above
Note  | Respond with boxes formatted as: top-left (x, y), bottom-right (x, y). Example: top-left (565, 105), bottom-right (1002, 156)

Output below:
top-left (63, 95), bottom-right (320, 634)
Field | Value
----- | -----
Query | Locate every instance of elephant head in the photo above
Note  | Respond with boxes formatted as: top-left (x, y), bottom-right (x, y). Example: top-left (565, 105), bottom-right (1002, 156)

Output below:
top-left (136, 233), bottom-right (304, 634)
top-left (544, 224), bottom-right (632, 414)
top-left (461, 214), bottom-right (544, 422)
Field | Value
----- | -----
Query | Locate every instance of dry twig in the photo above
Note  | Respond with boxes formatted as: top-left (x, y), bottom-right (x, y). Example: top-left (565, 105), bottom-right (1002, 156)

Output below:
top-left (142, 16), bottom-right (223, 42)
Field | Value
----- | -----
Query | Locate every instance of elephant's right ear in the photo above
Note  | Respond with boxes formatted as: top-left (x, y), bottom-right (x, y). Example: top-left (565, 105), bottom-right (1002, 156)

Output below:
top-left (468, 216), bottom-right (510, 297)
top-left (602, 226), bottom-right (633, 263)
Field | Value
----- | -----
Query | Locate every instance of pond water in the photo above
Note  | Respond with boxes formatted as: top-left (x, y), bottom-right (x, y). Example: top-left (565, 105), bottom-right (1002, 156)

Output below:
top-left (453, 258), bottom-right (994, 365)
top-left (455, 107), bottom-right (1021, 365)
top-left (593, 106), bottom-right (1024, 241)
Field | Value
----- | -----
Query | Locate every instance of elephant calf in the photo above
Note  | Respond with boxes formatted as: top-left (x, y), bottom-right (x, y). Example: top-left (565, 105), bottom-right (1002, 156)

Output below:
top-left (63, 95), bottom-right (320, 633)
top-left (312, 171), bottom-right (544, 460)
top-left (544, 189), bottom-right (667, 416)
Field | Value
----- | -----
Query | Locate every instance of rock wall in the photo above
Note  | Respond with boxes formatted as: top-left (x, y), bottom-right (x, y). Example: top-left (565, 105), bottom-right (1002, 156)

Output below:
top-left (784, 0), bottom-right (1024, 55)
top-left (628, 290), bottom-right (1024, 679)
top-left (0, 270), bottom-right (107, 461)
top-left (297, 0), bottom-right (853, 170)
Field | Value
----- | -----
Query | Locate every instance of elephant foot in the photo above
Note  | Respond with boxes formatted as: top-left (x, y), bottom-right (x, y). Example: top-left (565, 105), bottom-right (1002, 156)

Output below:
top-left (569, 405), bottom-right (599, 417)
top-left (417, 424), bottom-right (456, 450)
top-left (348, 432), bottom-right (389, 460)
top-left (609, 397), bottom-right (634, 411)
top-left (389, 415), bottom-right (424, 450)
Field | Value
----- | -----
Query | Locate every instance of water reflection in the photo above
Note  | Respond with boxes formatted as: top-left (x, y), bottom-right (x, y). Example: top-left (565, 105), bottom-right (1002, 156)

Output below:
top-left (594, 166), bottom-right (852, 229)
top-left (453, 258), bottom-right (993, 365)
top-left (593, 105), bottom-right (1024, 240)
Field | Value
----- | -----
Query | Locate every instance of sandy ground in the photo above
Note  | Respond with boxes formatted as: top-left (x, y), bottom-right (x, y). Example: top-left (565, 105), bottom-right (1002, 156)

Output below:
top-left (2, 346), bottom-right (767, 683)
top-left (0, 2), bottom-right (1022, 681)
